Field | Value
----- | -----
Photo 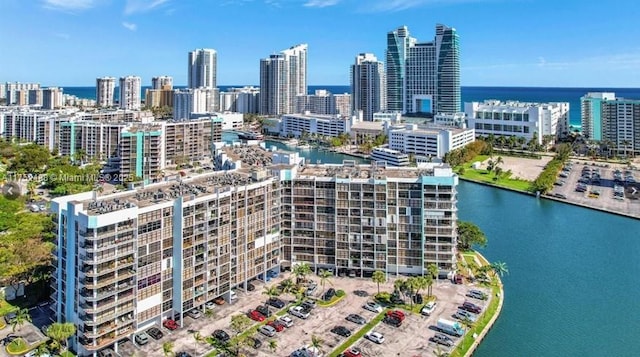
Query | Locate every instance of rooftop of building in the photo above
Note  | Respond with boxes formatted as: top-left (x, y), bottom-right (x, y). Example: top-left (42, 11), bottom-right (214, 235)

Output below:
top-left (351, 121), bottom-right (384, 130)
top-left (221, 145), bottom-right (274, 168)
top-left (283, 112), bottom-right (349, 120)
top-left (469, 99), bottom-right (569, 109)
top-left (297, 161), bottom-right (451, 180)
top-left (389, 124), bottom-right (470, 135)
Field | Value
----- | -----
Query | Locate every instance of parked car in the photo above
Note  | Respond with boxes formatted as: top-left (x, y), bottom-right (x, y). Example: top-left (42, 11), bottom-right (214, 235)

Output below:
top-left (412, 293), bottom-right (423, 304)
top-left (176, 353), bottom-right (192, 357)
top-left (301, 299), bottom-right (317, 310)
top-left (259, 325), bottom-right (277, 337)
top-left (267, 320), bottom-right (285, 332)
top-left (430, 333), bottom-right (454, 347)
top-left (3, 312), bottom-right (17, 324)
top-left (267, 298), bottom-right (286, 309)
top-left (146, 327), bottom-right (164, 340)
top-left (97, 348), bottom-right (116, 357)
top-left (248, 310), bottom-right (266, 322)
top-left (246, 283), bottom-right (256, 291)
top-left (323, 288), bottom-right (336, 301)
top-left (256, 305), bottom-right (272, 317)
top-left (289, 306), bottom-right (310, 319)
top-left (386, 310), bottom-right (406, 322)
top-left (187, 309), bottom-right (202, 319)
top-left (205, 301), bottom-right (216, 310)
top-left (330, 325), bottom-right (351, 337)
top-left (248, 336), bottom-right (262, 349)
top-left (305, 285), bottom-right (317, 296)
top-left (454, 309), bottom-right (478, 322)
top-left (134, 332), bottom-right (150, 345)
top-left (214, 297), bottom-right (226, 305)
top-left (383, 315), bottom-right (402, 327)
top-left (163, 319), bottom-right (179, 330)
top-left (466, 289), bottom-right (488, 300)
top-left (363, 301), bottom-right (383, 313)
top-left (353, 290), bottom-right (368, 297)
top-left (230, 290), bottom-right (238, 300)
top-left (343, 347), bottom-right (362, 357)
top-left (365, 331), bottom-right (385, 344)
top-left (278, 315), bottom-right (294, 328)
top-left (460, 301), bottom-right (482, 314)
top-left (345, 313), bottom-right (366, 325)
top-left (421, 301), bottom-right (437, 316)
top-left (212, 329), bottom-right (230, 344)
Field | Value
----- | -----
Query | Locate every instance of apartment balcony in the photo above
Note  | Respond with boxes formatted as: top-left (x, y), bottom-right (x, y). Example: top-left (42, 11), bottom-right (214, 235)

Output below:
top-left (81, 269), bottom-right (136, 290)
top-left (79, 322), bottom-right (134, 351)
top-left (80, 292), bottom-right (135, 314)
top-left (81, 256), bottom-right (134, 277)
top-left (80, 282), bottom-right (134, 302)
top-left (80, 235), bottom-right (134, 252)
top-left (80, 303), bottom-right (135, 326)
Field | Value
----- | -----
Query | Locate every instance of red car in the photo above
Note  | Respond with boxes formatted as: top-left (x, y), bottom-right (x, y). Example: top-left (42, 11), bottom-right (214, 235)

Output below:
top-left (343, 347), bottom-right (362, 357)
top-left (248, 310), bottom-right (266, 322)
top-left (386, 310), bottom-right (406, 322)
top-left (163, 319), bottom-right (179, 330)
top-left (267, 320), bottom-right (285, 332)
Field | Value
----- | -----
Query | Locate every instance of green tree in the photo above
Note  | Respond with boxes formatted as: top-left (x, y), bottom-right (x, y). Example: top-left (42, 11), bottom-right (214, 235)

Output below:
top-left (46, 322), bottom-right (76, 353)
top-left (9, 144), bottom-right (50, 174)
top-left (491, 261), bottom-right (509, 278)
top-left (262, 285), bottom-right (280, 303)
top-left (162, 341), bottom-right (174, 357)
top-left (318, 269), bottom-right (333, 295)
top-left (372, 270), bottom-right (386, 295)
top-left (32, 343), bottom-right (50, 357)
top-left (456, 221), bottom-right (487, 251)
top-left (230, 314), bottom-right (253, 336)
top-left (310, 335), bottom-right (324, 353)
top-left (279, 277), bottom-right (296, 297)
top-left (11, 308), bottom-right (31, 332)
top-left (427, 264), bottom-right (439, 296)
top-left (292, 262), bottom-right (312, 284)
top-left (268, 339), bottom-right (278, 353)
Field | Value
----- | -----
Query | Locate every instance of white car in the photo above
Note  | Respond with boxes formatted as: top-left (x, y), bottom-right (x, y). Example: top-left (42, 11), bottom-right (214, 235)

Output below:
top-left (230, 290), bottom-right (238, 300)
top-left (365, 331), bottom-right (385, 344)
top-left (279, 315), bottom-right (294, 327)
top-left (205, 301), bottom-right (216, 310)
top-left (362, 301), bottom-right (383, 313)
top-left (289, 306), bottom-right (310, 319)
top-left (421, 301), bottom-right (437, 316)
top-left (259, 325), bottom-right (277, 337)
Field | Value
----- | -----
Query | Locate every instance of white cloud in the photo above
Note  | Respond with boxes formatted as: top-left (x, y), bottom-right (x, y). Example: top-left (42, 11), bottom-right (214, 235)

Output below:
top-left (304, 0), bottom-right (340, 7)
top-left (364, 0), bottom-right (497, 12)
top-left (124, 0), bottom-right (170, 15)
top-left (42, 0), bottom-right (98, 12)
top-left (122, 22), bottom-right (137, 31)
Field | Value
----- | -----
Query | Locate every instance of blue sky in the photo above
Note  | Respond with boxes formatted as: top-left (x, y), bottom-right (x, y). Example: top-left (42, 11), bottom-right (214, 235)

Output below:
top-left (1, 0), bottom-right (640, 87)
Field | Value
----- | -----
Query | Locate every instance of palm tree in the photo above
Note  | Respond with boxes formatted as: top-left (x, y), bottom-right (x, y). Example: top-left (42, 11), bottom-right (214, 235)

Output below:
top-left (11, 308), bottom-right (31, 332)
top-left (372, 270), bottom-right (386, 295)
top-left (423, 274), bottom-right (433, 298)
top-left (279, 278), bottom-right (296, 298)
top-left (193, 331), bottom-right (205, 344)
top-left (427, 263), bottom-right (439, 295)
top-left (268, 340), bottom-right (278, 353)
top-left (318, 269), bottom-right (333, 295)
top-left (162, 341), bottom-right (174, 357)
top-left (310, 334), bottom-right (324, 353)
top-left (621, 140), bottom-right (631, 158)
top-left (262, 285), bottom-right (280, 303)
top-left (393, 278), bottom-right (406, 297)
top-left (32, 344), bottom-right (50, 357)
top-left (491, 261), bottom-right (509, 278)
top-left (46, 322), bottom-right (76, 353)
top-left (292, 262), bottom-right (312, 284)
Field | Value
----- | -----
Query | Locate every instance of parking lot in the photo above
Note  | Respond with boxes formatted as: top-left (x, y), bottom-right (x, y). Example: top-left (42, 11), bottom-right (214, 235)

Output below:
top-left (549, 160), bottom-right (640, 217)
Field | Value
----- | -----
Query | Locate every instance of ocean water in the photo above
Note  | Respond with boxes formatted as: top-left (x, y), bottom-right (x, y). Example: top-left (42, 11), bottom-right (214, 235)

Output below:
top-left (62, 85), bottom-right (640, 127)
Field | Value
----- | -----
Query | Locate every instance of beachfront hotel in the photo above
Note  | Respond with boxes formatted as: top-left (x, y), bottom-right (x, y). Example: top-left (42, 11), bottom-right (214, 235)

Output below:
top-left (581, 92), bottom-right (640, 156)
top-left (386, 24), bottom-right (461, 115)
top-left (464, 100), bottom-right (570, 145)
top-left (50, 144), bottom-right (458, 356)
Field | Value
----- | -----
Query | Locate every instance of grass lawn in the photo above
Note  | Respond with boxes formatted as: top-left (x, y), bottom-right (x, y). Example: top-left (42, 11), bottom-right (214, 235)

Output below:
top-left (456, 155), bottom-right (533, 192)
top-left (0, 299), bottom-right (17, 317)
top-left (6, 337), bottom-right (29, 355)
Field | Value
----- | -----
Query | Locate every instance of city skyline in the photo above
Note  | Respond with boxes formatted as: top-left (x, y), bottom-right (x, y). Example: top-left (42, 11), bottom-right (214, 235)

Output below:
top-left (1, 0), bottom-right (640, 87)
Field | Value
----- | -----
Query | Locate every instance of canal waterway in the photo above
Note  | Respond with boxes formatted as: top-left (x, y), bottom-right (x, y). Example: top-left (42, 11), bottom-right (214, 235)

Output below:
top-left (245, 137), bottom-right (640, 356)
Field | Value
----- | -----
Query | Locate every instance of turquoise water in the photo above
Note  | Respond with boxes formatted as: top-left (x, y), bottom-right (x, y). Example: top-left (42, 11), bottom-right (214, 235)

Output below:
top-left (264, 144), bottom-right (640, 356)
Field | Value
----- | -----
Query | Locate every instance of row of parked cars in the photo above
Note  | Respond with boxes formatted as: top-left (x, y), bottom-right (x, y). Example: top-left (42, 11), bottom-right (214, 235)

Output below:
top-left (429, 289), bottom-right (488, 348)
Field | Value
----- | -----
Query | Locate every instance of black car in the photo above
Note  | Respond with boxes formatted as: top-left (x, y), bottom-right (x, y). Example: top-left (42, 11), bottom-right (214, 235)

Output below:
top-left (146, 327), bottom-right (164, 340)
top-left (460, 301), bottom-right (482, 314)
top-left (323, 288), bottom-right (336, 301)
top-left (248, 337), bottom-right (262, 349)
top-left (267, 298), bottom-right (286, 309)
top-left (256, 305), bottom-right (272, 317)
top-left (212, 329), bottom-right (230, 344)
top-left (383, 315), bottom-right (402, 327)
top-left (429, 333), bottom-right (454, 347)
top-left (176, 353), bottom-right (193, 357)
top-left (330, 325), bottom-right (351, 337)
top-left (390, 292), bottom-right (405, 304)
top-left (247, 283), bottom-right (256, 291)
top-left (301, 300), bottom-right (316, 310)
top-left (412, 293), bottom-right (423, 304)
top-left (345, 314), bottom-right (366, 325)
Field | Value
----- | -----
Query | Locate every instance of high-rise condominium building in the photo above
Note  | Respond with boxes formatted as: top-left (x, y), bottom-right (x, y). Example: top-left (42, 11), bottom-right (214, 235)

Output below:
top-left (386, 24), bottom-right (460, 115)
top-left (582, 92), bottom-right (640, 156)
top-left (4, 82), bottom-right (40, 105)
top-left (152, 76), bottom-right (173, 90)
top-left (50, 146), bottom-right (458, 356)
top-left (42, 87), bottom-right (64, 109)
top-left (173, 88), bottom-right (217, 120)
top-left (351, 53), bottom-right (386, 121)
top-left (119, 76), bottom-right (142, 110)
top-left (96, 77), bottom-right (116, 108)
top-left (259, 44), bottom-right (308, 115)
top-left (188, 49), bottom-right (217, 89)
top-left (295, 90), bottom-right (351, 117)
top-left (219, 87), bottom-right (260, 114)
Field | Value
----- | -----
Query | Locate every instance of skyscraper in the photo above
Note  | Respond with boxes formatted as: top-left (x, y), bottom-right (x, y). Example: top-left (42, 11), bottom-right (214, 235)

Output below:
top-left (188, 49), bottom-right (217, 89)
top-left (582, 92), bottom-right (640, 156)
top-left (96, 77), bottom-right (115, 107)
top-left (259, 44), bottom-right (308, 115)
top-left (386, 24), bottom-right (460, 115)
top-left (119, 76), bottom-right (141, 110)
top-left (350, 53), bottom-right (386, 121)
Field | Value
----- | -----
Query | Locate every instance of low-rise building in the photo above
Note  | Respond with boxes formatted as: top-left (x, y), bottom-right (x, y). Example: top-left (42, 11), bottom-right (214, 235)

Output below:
top-left (280, 113), bottom-right (354, 138)
top-left (388, 123), bottom-right (475, 159)
top-left (370, 147), bottom-right (410, 166)
top-left (465, 100), bottom-right (569, 144)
